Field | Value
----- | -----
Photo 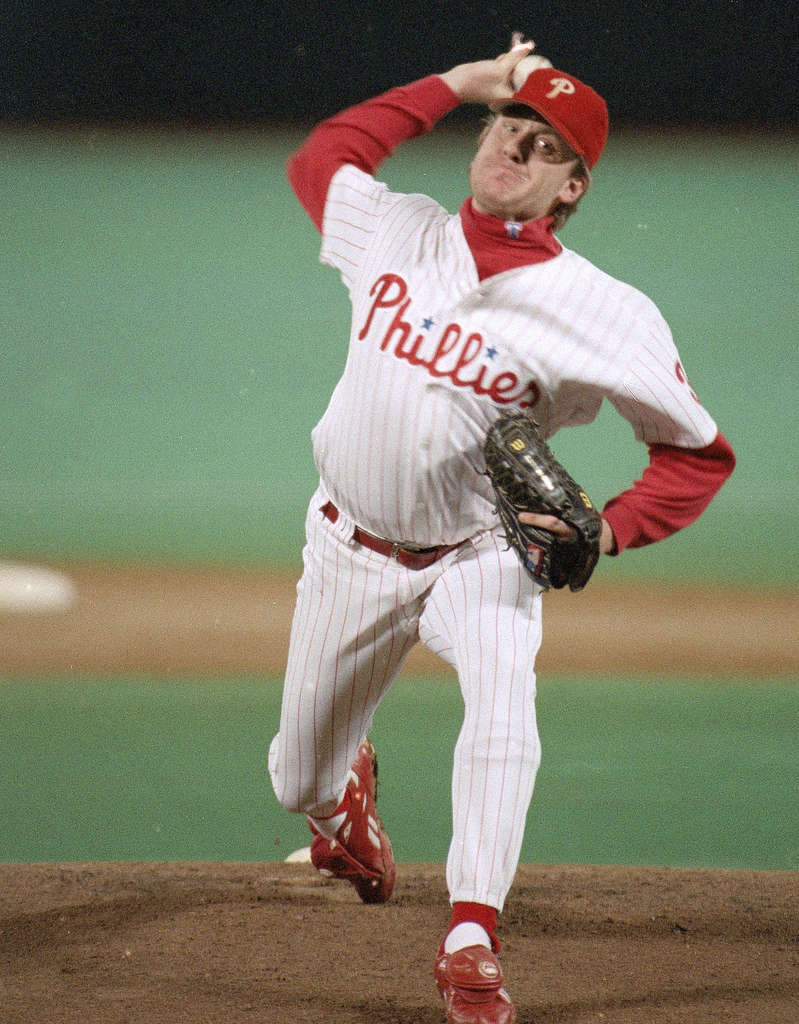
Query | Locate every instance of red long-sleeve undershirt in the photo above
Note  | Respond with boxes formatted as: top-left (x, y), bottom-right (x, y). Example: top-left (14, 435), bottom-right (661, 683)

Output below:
top-left (287, 75), bottom-right (458, 230)
top-left (287, 76), bottom-right (736, 554)
top-left (602, 436), bottom-right (735, 551)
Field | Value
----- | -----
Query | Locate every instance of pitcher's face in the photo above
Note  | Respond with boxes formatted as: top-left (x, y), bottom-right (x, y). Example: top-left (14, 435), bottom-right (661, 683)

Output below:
top-left (469, 114), bottom-right (587, 223)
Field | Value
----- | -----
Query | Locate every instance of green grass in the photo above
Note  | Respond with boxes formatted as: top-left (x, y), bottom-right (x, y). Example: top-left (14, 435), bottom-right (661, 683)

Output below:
top-left (1, 674), bottom-right (796, 869)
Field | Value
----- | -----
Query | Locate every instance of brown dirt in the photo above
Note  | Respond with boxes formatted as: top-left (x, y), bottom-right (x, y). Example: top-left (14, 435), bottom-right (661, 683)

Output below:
top-left (1, 861), bottom-right (797, 1024)
top-left (1, 563), bottom-right (796, 677)
top-left (1, 564), bottom-right (797, 1023)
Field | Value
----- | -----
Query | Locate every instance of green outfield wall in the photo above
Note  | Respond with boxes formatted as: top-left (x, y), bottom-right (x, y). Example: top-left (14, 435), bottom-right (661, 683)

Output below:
top-left (2, 127), bottom-right (797, 582)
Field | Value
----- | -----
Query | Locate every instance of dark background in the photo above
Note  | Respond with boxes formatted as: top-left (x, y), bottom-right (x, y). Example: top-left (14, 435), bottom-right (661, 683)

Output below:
top-left (2, 0), bottom-right (796, 126)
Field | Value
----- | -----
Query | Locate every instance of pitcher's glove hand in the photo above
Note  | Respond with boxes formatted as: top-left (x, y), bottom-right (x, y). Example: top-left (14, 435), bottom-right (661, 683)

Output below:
top-left (483, 412), bottom-right (602, 591)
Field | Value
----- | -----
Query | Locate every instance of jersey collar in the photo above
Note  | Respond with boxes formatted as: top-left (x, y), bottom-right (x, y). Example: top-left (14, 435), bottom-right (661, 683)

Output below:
top-left (459, 198), bottom-right (562, 281)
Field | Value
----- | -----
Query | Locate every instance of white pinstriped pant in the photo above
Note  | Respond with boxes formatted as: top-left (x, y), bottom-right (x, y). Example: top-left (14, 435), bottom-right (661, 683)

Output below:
top-left (269, 489), bottom-right (543, 911)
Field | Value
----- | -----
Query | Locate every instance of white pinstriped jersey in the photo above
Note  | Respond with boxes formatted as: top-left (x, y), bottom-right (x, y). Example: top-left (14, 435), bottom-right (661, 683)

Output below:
top-left (312, 163), bottom-right (718, 548)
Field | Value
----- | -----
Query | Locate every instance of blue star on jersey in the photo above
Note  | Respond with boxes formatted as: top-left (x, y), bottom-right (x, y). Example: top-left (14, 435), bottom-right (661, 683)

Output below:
top-left (505, 221), bottom-right (522, 239)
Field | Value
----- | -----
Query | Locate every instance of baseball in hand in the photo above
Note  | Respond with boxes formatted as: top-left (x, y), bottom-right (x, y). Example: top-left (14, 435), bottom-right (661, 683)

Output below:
top-left (511, 53), bottom-right (554, 91)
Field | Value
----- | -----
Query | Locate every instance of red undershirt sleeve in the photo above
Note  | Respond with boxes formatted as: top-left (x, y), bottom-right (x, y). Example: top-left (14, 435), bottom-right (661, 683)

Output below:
top-left (602, 431), bottom-right (736, 554)
top-left (286, 76), bottom-right (460, 231)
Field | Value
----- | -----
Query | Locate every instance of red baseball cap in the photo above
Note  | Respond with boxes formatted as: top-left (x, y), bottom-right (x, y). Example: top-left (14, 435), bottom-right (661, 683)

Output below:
top-left (491, 68), bottom-right (609, 169)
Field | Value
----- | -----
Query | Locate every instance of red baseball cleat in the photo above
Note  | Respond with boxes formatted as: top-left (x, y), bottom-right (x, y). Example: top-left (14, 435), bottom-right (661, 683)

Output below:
top-left (308, 739), bottom-right (396, 904)
top-left (434, 945), bottom-right (516, 1024)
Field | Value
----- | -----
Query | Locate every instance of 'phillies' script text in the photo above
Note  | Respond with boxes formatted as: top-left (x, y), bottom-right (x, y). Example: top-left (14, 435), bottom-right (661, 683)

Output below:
top-left (358, 273), bottom-right (540, 408)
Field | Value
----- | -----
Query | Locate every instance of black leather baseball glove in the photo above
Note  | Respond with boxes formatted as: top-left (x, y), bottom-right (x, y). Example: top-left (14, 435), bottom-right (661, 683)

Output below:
top-left (483, 411), bottom-right (602, 591)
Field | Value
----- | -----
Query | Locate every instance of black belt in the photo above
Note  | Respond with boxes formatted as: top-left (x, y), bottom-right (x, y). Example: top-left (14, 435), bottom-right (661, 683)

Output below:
top-left (321, 502), bottom-right (460, 570)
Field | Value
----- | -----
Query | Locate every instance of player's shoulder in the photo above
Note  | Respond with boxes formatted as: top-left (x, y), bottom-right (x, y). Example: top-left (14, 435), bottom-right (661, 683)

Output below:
top-left (556, 244), bottom-right (669, 331)
top-left (556, 244), bottom-right (650, 301)
top-left (331, 163), bottom-right (450, 220)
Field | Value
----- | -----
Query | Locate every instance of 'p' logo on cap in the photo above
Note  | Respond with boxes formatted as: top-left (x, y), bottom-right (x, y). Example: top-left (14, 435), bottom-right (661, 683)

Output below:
top-left (546, 77), bottom-right (577, 99)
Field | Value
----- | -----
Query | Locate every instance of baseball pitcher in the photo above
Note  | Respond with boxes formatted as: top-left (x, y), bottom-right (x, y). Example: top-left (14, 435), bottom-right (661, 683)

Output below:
top-left (269, 37), bottom-right (735, 1024)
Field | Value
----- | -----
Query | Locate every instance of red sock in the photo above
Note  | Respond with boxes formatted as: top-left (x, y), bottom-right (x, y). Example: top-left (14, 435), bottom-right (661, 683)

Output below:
top-left (448, 901), bottom-right (500, 952)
